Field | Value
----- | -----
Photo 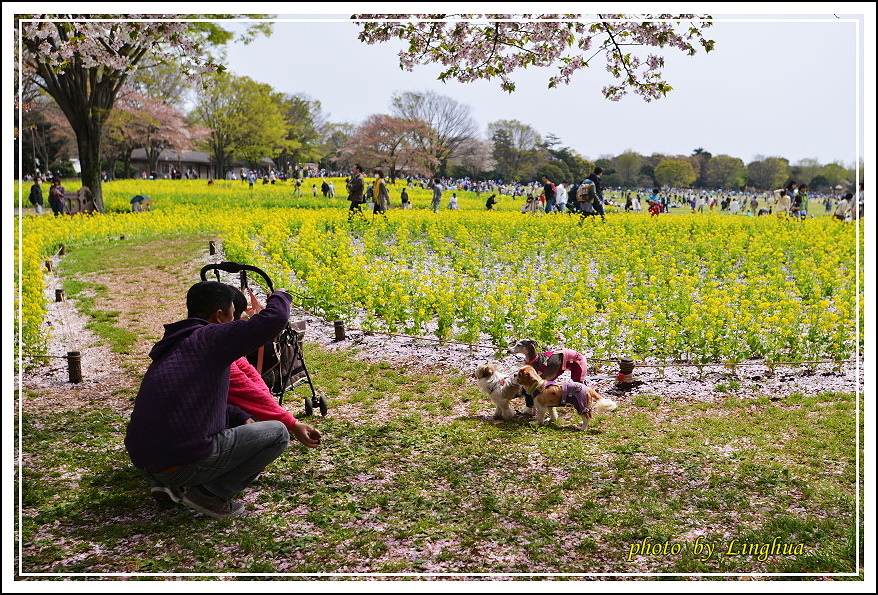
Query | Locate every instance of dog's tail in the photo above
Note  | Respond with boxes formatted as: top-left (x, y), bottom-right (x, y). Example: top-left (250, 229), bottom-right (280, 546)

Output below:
top-left (592, 397), bottom-right (618, 415)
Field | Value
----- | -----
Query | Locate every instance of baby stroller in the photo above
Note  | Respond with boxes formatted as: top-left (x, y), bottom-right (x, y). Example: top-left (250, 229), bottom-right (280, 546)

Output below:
top-left (200, 261), bottom-right (328, 417)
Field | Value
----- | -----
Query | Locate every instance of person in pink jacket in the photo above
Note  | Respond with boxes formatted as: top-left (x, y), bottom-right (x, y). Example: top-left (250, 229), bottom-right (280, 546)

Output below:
top-left (228, 287), bottom-right (321, 441)
top-left (228, 356), bottom-right (299, 430)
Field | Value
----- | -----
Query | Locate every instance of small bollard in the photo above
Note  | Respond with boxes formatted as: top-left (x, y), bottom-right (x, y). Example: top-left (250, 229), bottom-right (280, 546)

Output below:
top-left (240, 270), bottom-right (248, 289)
top-left (58, 243), bottom-right (66, 255)
top-left (209, 240), bottom-right (217, 255)
top-left (616, 357), bottom-right (635, 383)
top-left (333, 320), bottom-right (346, 341)
top-left (55, 289), bottom-right (65, 302)
top-left (45, 260), bottom-right (52, 272)
top-left (119, 234), bottom-right (126, 240)
top-left (67, 351), bottom-right (82, 383)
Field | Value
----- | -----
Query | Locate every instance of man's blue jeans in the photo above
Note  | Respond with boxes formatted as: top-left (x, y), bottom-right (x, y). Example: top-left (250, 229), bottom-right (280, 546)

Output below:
top-left (145, 421), bottom-right (289, 501)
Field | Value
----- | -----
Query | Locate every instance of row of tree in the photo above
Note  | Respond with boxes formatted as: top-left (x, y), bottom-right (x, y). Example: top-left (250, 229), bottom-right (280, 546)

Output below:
top-left (21, 68), bottom-right (858, 195)
top-left (16, 15), bottom-right (858, 212)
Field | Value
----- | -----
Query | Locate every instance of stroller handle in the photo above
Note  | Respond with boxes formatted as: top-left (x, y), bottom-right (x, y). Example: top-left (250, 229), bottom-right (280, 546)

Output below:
top-left (200, 261), bottom-right (274, 292)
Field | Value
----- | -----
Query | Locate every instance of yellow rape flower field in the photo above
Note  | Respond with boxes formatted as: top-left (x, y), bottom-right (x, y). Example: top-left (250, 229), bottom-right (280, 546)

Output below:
top-left (12, 179), bottom-right (866, 578)
top-left (16, 179), bottom-right (864, 367)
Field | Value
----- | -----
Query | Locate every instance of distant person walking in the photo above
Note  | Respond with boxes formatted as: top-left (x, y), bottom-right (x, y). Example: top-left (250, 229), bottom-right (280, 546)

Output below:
top-left (750, 194), bottom-right (760, 216)
top-left (833, 193), bottom-right (852, 222)
top-left (48, 178), bottom-right (65, 215)
top-left (541, 175), bottom-right (557, 213)
top-left (372, 168), bottom-right (390, 220)
top-left (346, 164), bottom-right (367, 222)
top-left (29, 178), bottom-right (44, 215)
top-left (555, 182), bottom-right (568, 213)
top-left (431, 178), bottom-right (444, 213)
top-left (585, 167), bottom-right (606, 222)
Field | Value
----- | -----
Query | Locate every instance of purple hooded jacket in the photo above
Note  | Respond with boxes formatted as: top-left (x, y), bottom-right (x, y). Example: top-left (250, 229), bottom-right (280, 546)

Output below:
top-left (124, 291), bottom-right (292, 469)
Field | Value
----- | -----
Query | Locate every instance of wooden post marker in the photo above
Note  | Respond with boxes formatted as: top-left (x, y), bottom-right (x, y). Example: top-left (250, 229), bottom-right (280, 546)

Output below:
top-left (55, 289), bottom-right (65, 302)
top-left (45, 260), bottom-right (52, 272)
top-left (333, 320), bottom-right (346, 341)
top-left (240, 270), bottom-right (248, 289)
top-left (209, 241), bottom-right (217, 255)
top-left (67, 351), bottom-right (82, 383)
top-left (616, 357), bottom-right (635, 383)
top-left (58, 244), bottom-right (66, 255)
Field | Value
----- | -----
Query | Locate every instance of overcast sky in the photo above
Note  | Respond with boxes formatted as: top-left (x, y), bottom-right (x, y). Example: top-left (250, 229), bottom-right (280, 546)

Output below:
top-left (218, 9), bottom-right (871, 168)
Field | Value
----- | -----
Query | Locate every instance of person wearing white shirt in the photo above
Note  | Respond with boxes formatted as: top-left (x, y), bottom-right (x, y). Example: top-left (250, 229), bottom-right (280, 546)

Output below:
top-left (555, 182), bottom-right (568, 213)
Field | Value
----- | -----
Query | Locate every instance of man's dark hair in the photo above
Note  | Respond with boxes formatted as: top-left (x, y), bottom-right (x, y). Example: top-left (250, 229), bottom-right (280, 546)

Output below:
top-left (186, 281), bottom-right (237, 320)
top-left (354, 164), bottom-right (363, 173)
top-left (594, 167), bottom-right (604, 175)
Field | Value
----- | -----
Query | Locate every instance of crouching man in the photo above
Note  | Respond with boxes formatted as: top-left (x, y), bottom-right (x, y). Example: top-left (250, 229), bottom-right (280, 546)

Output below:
top-left (124, 281), bottom-right (320, 519)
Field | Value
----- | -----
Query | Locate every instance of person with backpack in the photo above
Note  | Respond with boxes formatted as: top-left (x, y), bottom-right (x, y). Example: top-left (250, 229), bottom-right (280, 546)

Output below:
top-left (577, 179), bottom-right (599, 224)
top-left (585, 167), bottom-right (606, 221)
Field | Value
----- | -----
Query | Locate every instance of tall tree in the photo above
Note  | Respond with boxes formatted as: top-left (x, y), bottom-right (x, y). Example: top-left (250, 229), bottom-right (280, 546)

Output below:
top-left (322, 122), bottom-right (357, 171)
top-left (544, 142), bottom-right (592, 183)
top-left (820, 162), bottom-right (851, 189)
top-left (654, 158), bottom-right (696, 188)
top-left (192, 74), bottom-right (290, 177)
top-left (390, 90), bottom-right (479, 175)
top-left (690, 147), bottom-right (712, 188)
top-left (614, 150), bottom-right (642, 186)
top-left (451, 137), bottom-right (496, 180)
top-left (355, 14), bottom-right (714, 99)
top-left (337, 114), bottom-right (437, 182)
top-left (746, 156), bottom-right (790, 191)
top-left (17, 14), bottom-right (271, 211)
top-left (791, 158), bottom-right (823, 188)
top-left (275, 93), bottom-right (329, 172)
top-left (488, 119), bottom-right (544, 181)
top-left (705, 154), bottom-right (746, 189)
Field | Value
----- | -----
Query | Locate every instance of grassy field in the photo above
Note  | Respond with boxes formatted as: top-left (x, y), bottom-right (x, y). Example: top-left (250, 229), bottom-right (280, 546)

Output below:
top-left (14, 235), bottom-right (864, 580)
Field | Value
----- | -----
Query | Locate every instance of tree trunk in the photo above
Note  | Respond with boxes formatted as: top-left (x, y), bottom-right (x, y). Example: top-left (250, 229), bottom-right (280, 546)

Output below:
top-left (73, 118), bottom-right (106, 213)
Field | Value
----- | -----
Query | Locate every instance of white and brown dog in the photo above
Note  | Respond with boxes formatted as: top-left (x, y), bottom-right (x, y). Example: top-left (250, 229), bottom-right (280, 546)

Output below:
top-left (515, 365), bottom-right (617, 430)
top-left (474, 362), bottom-right (528, 420)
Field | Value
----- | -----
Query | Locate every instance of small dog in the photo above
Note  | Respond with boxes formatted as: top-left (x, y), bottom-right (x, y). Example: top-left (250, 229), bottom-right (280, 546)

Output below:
top-left (474, 362), bottom-right (526, 420)
top-left (515, 365), bottom-right (617, 430)
top-left (509, 338), bottom-right (588, 383)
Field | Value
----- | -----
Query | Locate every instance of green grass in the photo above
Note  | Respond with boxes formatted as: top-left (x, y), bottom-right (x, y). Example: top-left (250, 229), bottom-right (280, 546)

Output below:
top-left (17, 343), bottom-right (862, 576)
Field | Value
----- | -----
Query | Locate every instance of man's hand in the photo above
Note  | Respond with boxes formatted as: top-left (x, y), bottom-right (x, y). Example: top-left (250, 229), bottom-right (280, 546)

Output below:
top-left (244, 288), bottom-right (265, 318)
top-left (290, 422), bottom-right (321, 449)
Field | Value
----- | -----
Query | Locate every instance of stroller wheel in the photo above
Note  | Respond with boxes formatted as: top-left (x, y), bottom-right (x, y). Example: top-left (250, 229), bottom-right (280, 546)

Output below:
top-left (318, 395), bottom-right (329, 417)
top-left (303, 397), bottom-right (314, 417)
